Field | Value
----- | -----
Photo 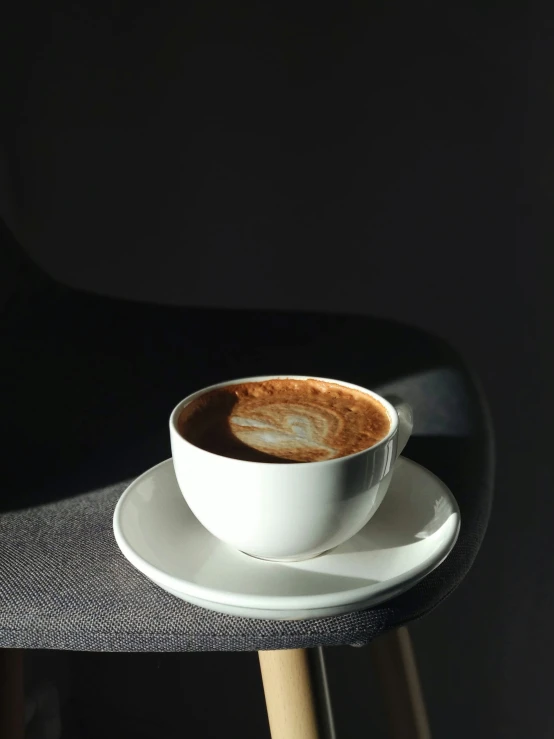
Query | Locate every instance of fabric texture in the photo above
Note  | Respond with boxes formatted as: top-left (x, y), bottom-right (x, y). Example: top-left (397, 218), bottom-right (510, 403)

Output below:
top-left (0, 268), bottom-right (494, 652)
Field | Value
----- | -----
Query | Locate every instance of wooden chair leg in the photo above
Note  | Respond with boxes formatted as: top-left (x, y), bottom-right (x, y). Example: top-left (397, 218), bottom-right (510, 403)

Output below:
top-left (259, 649), bottom-right (321, 739)
top-left (0, 648), bottom-right (24, 739)
top-left (369, 626), bottom-right (432, 739)
top-left (307, 648), bottom-right (336, 739)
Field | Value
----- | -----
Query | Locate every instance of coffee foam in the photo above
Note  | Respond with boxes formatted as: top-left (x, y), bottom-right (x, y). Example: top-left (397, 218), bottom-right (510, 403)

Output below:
top-left (178, 379), bottom-right (391, 463)
top-left (231, 403), bottom-right (340, 460)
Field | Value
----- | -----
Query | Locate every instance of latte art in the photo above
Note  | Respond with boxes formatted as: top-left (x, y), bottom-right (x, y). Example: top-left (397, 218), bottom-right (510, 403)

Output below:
top-left (231, 402), bottom-right (340, 460)
top-left (178, 378), bottom-right (391, 463)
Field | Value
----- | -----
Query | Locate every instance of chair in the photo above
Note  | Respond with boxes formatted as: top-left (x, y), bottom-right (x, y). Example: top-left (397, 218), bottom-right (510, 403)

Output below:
top-left (0, 228), bottom-right (493, 737)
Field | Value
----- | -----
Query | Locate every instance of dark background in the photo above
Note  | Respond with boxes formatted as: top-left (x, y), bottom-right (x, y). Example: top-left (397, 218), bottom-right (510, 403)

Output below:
top-left (0, 1), bottom-right (549, 736)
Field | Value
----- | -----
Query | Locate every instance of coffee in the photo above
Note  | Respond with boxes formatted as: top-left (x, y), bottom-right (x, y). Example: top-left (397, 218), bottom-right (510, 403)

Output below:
top-left (177, 378), bottom-right (390, 463)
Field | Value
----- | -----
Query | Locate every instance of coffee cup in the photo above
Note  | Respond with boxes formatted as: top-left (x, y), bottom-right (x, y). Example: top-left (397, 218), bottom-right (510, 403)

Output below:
top-left (169, 375), bottom-right (413, 561)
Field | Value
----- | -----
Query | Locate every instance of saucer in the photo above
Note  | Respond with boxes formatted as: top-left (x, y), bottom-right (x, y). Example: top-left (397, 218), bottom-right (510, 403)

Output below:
top-left (113, 458), bottom-right (460, 620)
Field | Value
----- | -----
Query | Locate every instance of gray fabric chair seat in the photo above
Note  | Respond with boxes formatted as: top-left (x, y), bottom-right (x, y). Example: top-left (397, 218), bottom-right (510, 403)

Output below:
top-left (0, 263), bottom-right (493, 652)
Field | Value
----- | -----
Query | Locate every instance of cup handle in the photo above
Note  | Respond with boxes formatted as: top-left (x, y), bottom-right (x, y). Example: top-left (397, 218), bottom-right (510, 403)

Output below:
top-left (385, 396), bottom-right (413, 458)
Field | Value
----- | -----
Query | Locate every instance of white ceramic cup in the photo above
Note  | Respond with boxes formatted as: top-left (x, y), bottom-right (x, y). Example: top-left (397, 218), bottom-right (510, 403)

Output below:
top-left (169, 375), bottom-right (413, 562)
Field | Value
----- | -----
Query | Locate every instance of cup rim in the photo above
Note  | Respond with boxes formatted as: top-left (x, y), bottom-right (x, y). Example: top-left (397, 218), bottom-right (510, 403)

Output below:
top-left (169, 375), bottom-right (399, 467)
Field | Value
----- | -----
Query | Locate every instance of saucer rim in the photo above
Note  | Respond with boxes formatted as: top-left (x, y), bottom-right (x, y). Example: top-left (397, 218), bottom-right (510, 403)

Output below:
top-left (113, 457), bottom-right (461, 612)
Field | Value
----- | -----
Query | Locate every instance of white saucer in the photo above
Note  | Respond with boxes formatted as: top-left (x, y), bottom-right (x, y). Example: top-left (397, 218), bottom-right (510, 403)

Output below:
top-left (113, 458), bottom-right (460, 620)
